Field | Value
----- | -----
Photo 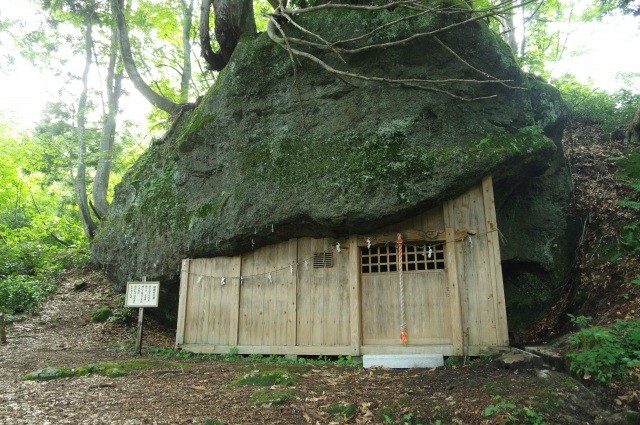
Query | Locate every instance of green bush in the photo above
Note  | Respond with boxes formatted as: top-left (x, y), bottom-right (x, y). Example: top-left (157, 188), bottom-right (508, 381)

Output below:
top-left (553, 75), bottom-right (639, 133)
top-left (0, 274), bottom-right (56, 314)
top-left (567, 318), bottom-right (640, 383)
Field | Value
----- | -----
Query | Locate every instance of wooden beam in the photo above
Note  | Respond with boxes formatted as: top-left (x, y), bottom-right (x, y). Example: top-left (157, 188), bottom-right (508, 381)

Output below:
top-left (179, 344), bottom-right (355, 356)
top-left (348, 236), bottom-right (362, 356)
top-left (175, 259), bottom-right (191, 348)
top-left (356, 229), bottom-right (473, 247)
top-left (360, 344), bottom-right (456, 356)
top-left (444, 202), bottom-right (465, 356)
top-left (482, 175), bottom-right (510, 346)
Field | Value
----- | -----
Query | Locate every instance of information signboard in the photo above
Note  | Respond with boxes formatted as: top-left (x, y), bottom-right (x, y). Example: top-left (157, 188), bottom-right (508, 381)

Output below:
top-left (125, 281), bottom-right (160, 308)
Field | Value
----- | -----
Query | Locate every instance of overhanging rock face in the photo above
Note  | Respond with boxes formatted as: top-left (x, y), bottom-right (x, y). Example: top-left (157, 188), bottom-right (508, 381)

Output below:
top-left (92, 7), bottom-right (573, 331)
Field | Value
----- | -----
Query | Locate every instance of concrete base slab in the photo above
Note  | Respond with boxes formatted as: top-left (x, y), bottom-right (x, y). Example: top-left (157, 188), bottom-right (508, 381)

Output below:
top-left (363, 354), bottom-right (444, 369)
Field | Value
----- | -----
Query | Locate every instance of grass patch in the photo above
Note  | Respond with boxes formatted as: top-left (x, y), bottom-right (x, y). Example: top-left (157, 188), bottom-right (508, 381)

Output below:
top-left (147, 347), bottom-right (362, 367)
top-left (324, 402), bottom-right (357, 421)
top-left (23, 359), bottom-right (183, 381)
top-left (248, 389), bottom-right (295, 406)
top-left (375, 400), bottom-right (428, 425)
top-left (234, 369), bottom-right (296, 386)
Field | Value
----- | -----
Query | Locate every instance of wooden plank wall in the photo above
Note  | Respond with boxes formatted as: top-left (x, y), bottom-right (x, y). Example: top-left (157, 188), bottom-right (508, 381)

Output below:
top-left (444, 175), bottom-right (509, 352)
top-left (297, 238), bottom-right (351, 347)
top-left (175, 176), bottom-right (509, 355)
top-left (238, 239), bottom-right (297, 346)
top-left (181, 256), bottom-right (241, 346)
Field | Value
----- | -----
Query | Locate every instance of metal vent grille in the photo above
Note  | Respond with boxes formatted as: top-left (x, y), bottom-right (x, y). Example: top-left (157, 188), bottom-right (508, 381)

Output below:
top-left (313, 252), bottom-right (334, 268)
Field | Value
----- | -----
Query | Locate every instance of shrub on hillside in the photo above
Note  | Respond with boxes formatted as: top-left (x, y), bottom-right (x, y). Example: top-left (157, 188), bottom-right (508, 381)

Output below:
top-left (553, 75), bottom-right (639, 134)
top-left (0, 274), bottom-right (56, 314)
top-left (567, 317), bottom-right (640, 383)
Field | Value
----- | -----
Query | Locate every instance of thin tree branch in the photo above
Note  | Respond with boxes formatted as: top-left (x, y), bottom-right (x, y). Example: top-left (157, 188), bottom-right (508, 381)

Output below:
top-left (266, 18), bottom-right (499, 102)
top-left (431, 36), bottom-right (523, 89)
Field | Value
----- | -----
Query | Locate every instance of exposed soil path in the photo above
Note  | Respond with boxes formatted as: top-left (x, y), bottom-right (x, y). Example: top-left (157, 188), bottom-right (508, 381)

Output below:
top-left (0, 268), bottom-right (617, 424)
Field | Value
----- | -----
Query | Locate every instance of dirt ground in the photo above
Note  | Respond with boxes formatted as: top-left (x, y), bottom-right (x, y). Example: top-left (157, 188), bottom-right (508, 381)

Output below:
top-left (0, 267), bottom-right (619, 425)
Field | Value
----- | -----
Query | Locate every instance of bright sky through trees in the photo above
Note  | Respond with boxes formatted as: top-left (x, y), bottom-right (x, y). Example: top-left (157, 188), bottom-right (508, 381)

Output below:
top-left (549, 14), bottom-right (640, 92)
top-left (0, 0), bottom-right (639, 131)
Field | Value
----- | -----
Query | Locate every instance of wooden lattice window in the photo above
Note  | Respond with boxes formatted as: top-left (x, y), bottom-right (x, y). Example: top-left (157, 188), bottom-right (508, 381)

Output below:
top-left (361, 242), bottom-right (445, 274)
top-left (313, 252), bottom-right (334, 268)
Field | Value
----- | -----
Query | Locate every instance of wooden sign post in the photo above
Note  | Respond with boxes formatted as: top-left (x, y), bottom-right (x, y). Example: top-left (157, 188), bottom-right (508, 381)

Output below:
top-left (125, 277), bottom-right (160, 355)
top-left (0, 312), bottom-right (6, 344)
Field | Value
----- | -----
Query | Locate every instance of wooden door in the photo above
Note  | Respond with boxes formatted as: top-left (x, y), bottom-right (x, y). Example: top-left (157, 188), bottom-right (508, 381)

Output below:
top-left (361, 243), bottom-right (453, 346)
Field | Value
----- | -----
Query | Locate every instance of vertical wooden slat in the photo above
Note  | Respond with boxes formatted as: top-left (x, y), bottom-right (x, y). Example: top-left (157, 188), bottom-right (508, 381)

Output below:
top-left (229, 255), bottom-right (242, 347)
top-left (337, 241), bottom-right (351, 345)
top-left (184, 261), bottom-right (199, 344)
top-left (287, 239), bottom-right (298, 346)
top-left (296, 238), bottom-right (311, 346)
top-left (348, 236), bottom-right (361, 355)
top-left (322, 257), bottom-right (334, 345)
top-left (202, 258), bottom-right (215, 344)
top-left (199, 261), bottom-right (211, 344)
top-left (175, 259), bottom-right (191, 348)
top-left (482, 175), bottom-right (510, 346)
top-left (444, 202), bottom-right (464, 355)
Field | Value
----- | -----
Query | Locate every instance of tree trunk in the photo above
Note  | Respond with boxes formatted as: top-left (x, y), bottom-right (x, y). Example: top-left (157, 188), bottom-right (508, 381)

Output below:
top-left (498, 8), bottom-right (518, 55)
top-left (92, 16), bottom-right (123, 218)
top-left (76, 18), bottom-right (97, 240)
top-left (112, 0), bottom-right (181, 115)
top-left (625, 102), bottom-right (640, 144)
top-left (200, 0), bottom-right (256, 71)
top-left (519, 0), bottom-right (526, 57)
top-left (181, 0), bottom-right (195, 102)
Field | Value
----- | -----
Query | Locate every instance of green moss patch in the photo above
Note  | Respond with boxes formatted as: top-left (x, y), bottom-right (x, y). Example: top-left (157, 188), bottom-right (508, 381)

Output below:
top-left (234, 369), bottom-right (296, 386)
top-left (23, 367), bottom-right (74, 381)
top-left (248, 389), bottom-right (295, 406)
top-left (23, 359), bottom-right (183, 381)
top-left (91, 305), bottom-right (113, 322)
top-left (324, 402), bottom-right (357, 420)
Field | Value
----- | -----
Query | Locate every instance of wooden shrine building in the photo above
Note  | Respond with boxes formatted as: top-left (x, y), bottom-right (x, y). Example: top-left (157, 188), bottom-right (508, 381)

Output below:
top-left (175, 175), bottom-right (509, 357)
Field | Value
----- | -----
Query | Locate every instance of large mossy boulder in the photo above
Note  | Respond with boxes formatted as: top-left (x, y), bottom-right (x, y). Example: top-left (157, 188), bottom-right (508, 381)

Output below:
top-left (92, 6), bottom-right (575, 332)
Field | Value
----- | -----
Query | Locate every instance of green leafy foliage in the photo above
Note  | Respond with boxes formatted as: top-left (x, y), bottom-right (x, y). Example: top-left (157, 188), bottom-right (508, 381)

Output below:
top-left (0, 275), bottom-right (56, 314)
top-left (617, 149), bottom-right (640, 255)
top-left (481, 396), bottom-right (548, 424)
top-left (0, 120), bottom-right (89, 316)
top-left (567, 318), bottom-right (640, 383)
top-left (553, 74), bottom-right (640, 133)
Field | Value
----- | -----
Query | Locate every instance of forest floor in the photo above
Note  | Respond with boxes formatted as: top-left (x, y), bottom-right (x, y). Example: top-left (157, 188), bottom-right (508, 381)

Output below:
top-left (1, 123), bottom-right (639, 425)
top-left (0, 268), bottom-right (616, 424)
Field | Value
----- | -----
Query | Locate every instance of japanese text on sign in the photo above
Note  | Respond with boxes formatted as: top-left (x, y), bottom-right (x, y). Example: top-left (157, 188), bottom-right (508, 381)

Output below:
top-left (125, 281), bottom-right (160, 308)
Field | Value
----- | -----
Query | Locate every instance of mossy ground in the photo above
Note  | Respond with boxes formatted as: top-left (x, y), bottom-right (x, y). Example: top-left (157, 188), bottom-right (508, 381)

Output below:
top-left (248, 389), bottom-right (296, 406)
top-left (91, 305), bottom-right (113, 322)
top-left (233, 368), bottom-right (297, 386)
top-left (23, 359), bottom-right (184, 381)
